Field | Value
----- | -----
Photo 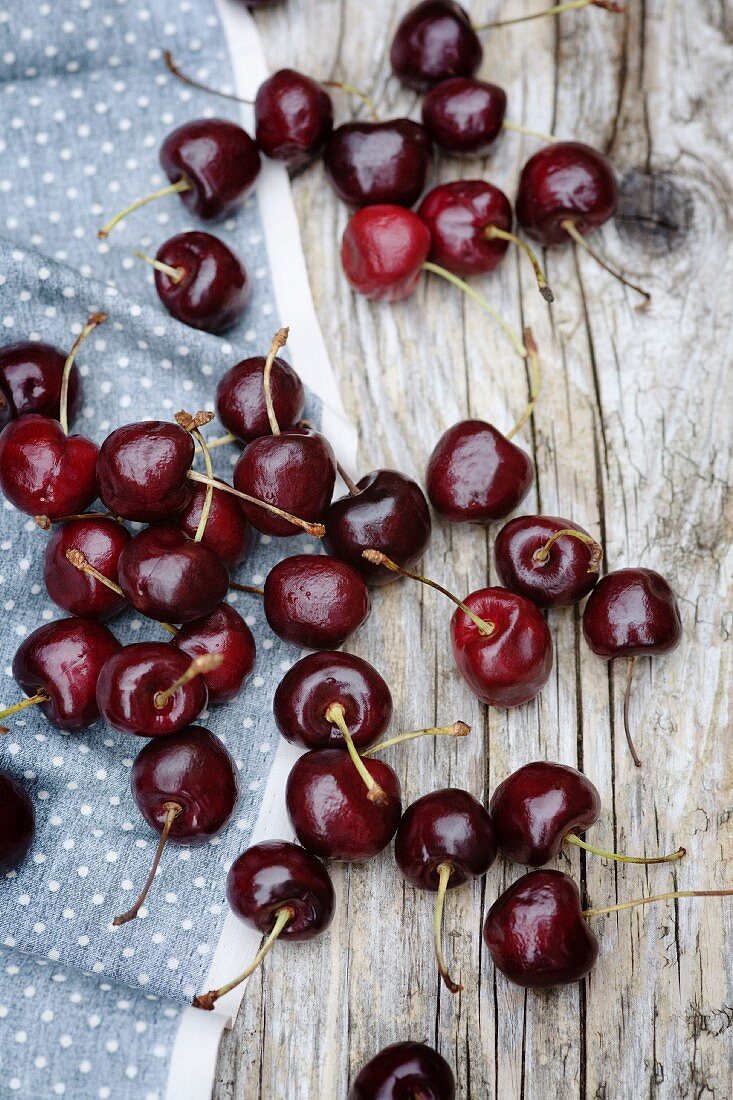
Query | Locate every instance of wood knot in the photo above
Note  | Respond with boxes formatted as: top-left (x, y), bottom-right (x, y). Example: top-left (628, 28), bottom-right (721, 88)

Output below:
top-left (615, 170), bottom-right (694, 257)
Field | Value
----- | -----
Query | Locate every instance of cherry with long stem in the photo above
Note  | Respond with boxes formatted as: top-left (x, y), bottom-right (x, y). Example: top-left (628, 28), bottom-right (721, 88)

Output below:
top-left (112, 802), bottom-right (182, 927)
top-left (192, 905), bottom-right (295, 1010)
top-left (473, 0), bottom-right (623, 32)
top-left (483, 226), bottom-right (554, 302)
top-left (325, 702), bottom-right (388, 805)
top-left (562, 219), bottom-right (650, 309)
top-left (59, 313), bottom-right (107, 435)
top-left (98, 179), bottom-right (191, 239)
top-left (64, 549), bottom-right (179, 637)
top-left (363, 721), bottom-right (470, 757)
top-left (565, 831), bottom-right (685, 865)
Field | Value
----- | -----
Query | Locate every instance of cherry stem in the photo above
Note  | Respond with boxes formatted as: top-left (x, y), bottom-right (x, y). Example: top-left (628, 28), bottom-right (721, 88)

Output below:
top-left (135, 250), bottom-right (185, 284)
top-left (532, 528), bottom-right (603, 573)
top-left (229, 580), bottom-right (265, 597)
top-left (434, 862), bottom-right (462, 994)
top-left (505, 328), bottom-right (540, 440)
top-left (321, 80), bottom-right (379, 122)
top-left (176, 411), bottom-right (216, 544)
top-left (187, 469), bottom-right (325, 537)
top-left (502, 119), bottom-right (558, 145)
top-left (582, 888), bottom-right (733, 920)
top-left (163, 50), bottom-right (254, 105)
top-left (59, 313), bottom-right (107, 436)
top-left (337, 462), bottom-right (360, 497)
top-left (35, 510), bottom-right (118, 530)
top-left (199, 432), bottom-right (237, 452)
top-left (484, 225), bottom-right (554, 303)
top-left (561, 219), bottom-right (651, 309)
top-left (112, 802), bottom-right (182, 927)
top-left (421, 262), bottom-right (527, 359)
top-left (64, 549), bottom-right (178, 636)
top-left (362, 551), bottom-right (494, 637)
top-left (474, 0), bottom-right (623, 31)
top-left (153, 653), bottom-right (223, 710)
top-left (623, 656), bottom-right (642, 768)
top-left (263, 328), bottom-right (289, 436)
top-left (0, 690), bottom-right (50, 724)
top-left (565, 831), bottom-right (686, 865)
top-left (98, 178), bottom-right (191, 239)
top-left (192, 905), bottom-right (295, 1010)
top-left (325, 702), bottom-right (389, 805)
top-left (363, 721), bottom-right (470, 757)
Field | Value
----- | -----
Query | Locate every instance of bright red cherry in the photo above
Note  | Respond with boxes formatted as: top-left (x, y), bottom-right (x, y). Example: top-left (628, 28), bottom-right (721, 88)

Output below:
top-left (215, 353), bottom-right (305, 444)
top-left (264, 554), bottom-right (371, 650)
top-left (0, 772), bottom-right (36, 874)
top-left (175, 603), bottom-right (256, 705)
top-left (143, 231), bottom-right (251, 334)
top-left (96, 420), bottom-right (195, 522)
top-left (324, 120), bottom-right (432, 209)
top-left (494, 514), bottom-right (602, 608)
top-left (0, 341), bottom-right (82, 426)
top-left (341, 205), bottom-right (431, 301)
top-left (390, 1), bottom-right (482, 91)
top-left (422, 78), bottom-right (506, 155)
top-left (174, 480), bottom-right (252, 571)
top-left (349, 1042), bottom-right (456, 1100)
top-left (117, 526), bottom-right (229, 624)
top-left (44, 516), bottom-right (131, 619)
top-left (255, 69), bottom-right (334, 168)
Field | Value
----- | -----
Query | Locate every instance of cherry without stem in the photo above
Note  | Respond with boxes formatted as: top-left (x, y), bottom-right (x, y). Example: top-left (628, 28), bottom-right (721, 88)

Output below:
top-left (349, 1041), bottom-right (456, 1100)
top-left (0, 340), bottom-right (82, 426)
top-left (0, 772), bottom-right (36, 875)
top-left (323, 119), bottom-right (432, 209)
top-left (264, 554), bottom-right (371, 650)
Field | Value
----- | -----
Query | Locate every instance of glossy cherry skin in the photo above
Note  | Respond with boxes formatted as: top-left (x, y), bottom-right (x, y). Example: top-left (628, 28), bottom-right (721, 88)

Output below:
top-left (11, 618), bottom-right (121, 732)
top-left (159, 118), bottom-right (260, 221)
top-left (153, 231), bottom-right (251, 334)
top-left (395, 788), bottom-right (497, 889)
top-left (489, 762), bottom-right (601, 866)
top-left (96, 420), bottom-right (194, 523)
top-left (44, 517), bottom-right (131, 619)
top-left (324, 120), bottom-right (432, 209)
top-left (516, 141), bottom-right (618, 246)
top-left (216, 354), bottom-right (305, 444)
top-left (264, 554), bottom-right (371, 650)
top-left (96, 642), bottom-right (208, 738)
top-left (273, 651), bottom-right (392, 750)
top-left (418, 180), bottom-right (513, 276)
top-left (174, 481), bottom-right (252, 571)
top-left (451, 587), bottom-right (553, 707)
top-left (227, 840), bottom-right (335, 940)
top-left (233, 427), bottom-right (336, 537)
top-left (255, 69), bottom-right (334, 169)
top-left (349, 1042), bottom-right (456, 1100)
top-left (175, 603), bottom-right (256, 705)
top-left (495, 515), bottom-right (600, 609)
top-left (118, 526), bottom-right (229, 624)
top-left (582, 568), bottom-right (682, 659)
top-left (0, 342), bottom-right (81, 426)
top-left (422, 78), bottom-right (507, 156)
top-left (341, 205), bottom-right (432, 301)
top-left (390, 1), bottom-right (482, 91)
top-left (286, 749), bottom-right (402, 861)
top-left (0, 772), bottom-right (36, 875)
top-left (426, 420), bottom-right (534, 524)
top-left (0, 415), bottom-right (98, 520)
top-left (324, 470), bottom-right (432, 586)
top-left (0, 378), bottom-right (10, 431)
top-left (483, 869), bottom-right (599, 988)
top-left (132, 726), bottom-right (239, 843)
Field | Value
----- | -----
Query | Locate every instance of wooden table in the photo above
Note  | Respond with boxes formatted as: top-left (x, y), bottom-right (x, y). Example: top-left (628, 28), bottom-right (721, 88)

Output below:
top-left (214, 2), bottom-right (733, 1096)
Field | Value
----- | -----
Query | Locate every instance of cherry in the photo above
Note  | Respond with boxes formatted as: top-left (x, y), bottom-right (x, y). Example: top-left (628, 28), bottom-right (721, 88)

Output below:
top-left (349, 1042), bottom-right (455, 1100)
top-left (98, 118), bottom-right (260, 238)
top-left (0, 618), bottom-right (121, 733)
top-left (0, 341), bottom-right (82, 426)
top-left (273, 651), bottom-right (392, 751)
top-left (324, 469), bottom-right (431, 585)
top-left (422, 77), bottom-right (505, 155)
top-left (215, 353), bottom-right (305, 444)
top-left (118, 526), bottom-right (230, 624)
top-left (175, 603), bottom-right (256, 705)
top-left (255, 69), bottom-right (334, 168)
top-left (363, 552), bottom-right (553, 707)
top-left (264, 554), bottom-right (371, 650)
top-left (324, 120), bottom-right (432, 209)
top-left (138, 231), bottom-right (251, 334)
top-left (0, 772), bottom-right (35, 875)
top-left (96, 641), bottom-right (216, 737)
top-left (489, 761), bottom-right (685, 867)
top-left (96, 419), bottom-right (195, 522)
top-left (43, 516), bottom-right (131, 619)
top-left (113, 725), bottom-right (239, 926)
top-left (390, 1), bottom-right (482, 91)
top-left (582, 568), bottom-right (682, 767)
top-left (395, 788), bottom-right (496, 992)
top-left (341, 204), bottom-right (431, 301)
top-left (286, 748), bottom-right (402, 861)
top-left (494, 515), bottom-right (602, 608)
top-left (174, 479), bottom-right (252, 571)
top-left (193, 840), bottom-right (335, 1011)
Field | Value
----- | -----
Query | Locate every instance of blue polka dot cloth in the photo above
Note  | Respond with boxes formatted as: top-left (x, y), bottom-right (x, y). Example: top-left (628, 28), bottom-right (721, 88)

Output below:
top-left (0, 3), bottom-right (352, 1097)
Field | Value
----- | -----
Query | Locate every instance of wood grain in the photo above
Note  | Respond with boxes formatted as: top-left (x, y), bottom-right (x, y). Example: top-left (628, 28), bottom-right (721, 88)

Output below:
top-left (214, 2), bottom-right (733, 1097)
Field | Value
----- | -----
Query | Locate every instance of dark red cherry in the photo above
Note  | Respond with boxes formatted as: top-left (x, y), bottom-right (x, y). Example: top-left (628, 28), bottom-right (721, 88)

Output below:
top-left (6, 618), bottom-right (121, 732)
top-left (0, 378), bottom-right (10, 431)
top-left (494, 514), bottom-right (602, 609)
top-left (349, 1042), bottom-right (456, 1100)
top-left (151, 231), bottom-right (251, 334)
top-left (174, 480), bottom-right (252, 571)
top-left (583, 568), bottom-right (682, 659)
top-left (96, 641), bottom-right (208, 737)
top-left (264, 554), bottom-right (370, 649)
top-left (341, 204), bottom-right (432, 301)
top-left (0, 342), bottom-right (82, 426)
top-left (96, 420), bottom-right (195, 522)
top-left (418, 180), bottom-right (512, 277)
top-left (422, 78), bottom-right (506, 155)
top-left (286, 748), bottom-right (402, 861)
top-left (0, 772), bottom-right (36, 875)
top-left (426, 420), bottom-right (533, 523)
top-left (273, 651), bottom-right (392, 750)
top-left (0, 414), bottom-right (98, 521)
top-left (175, 603), bottom-right (256, 705)
top-left (324, 469), bottom-right (432, 585)
top-left (255, 69), bottom-right (334, 169)
top-left (233, 427), bottom-right (336, 537)
top-left (516, 141), bottom-right (617, 246)
top-left (390, 1), bottom-right (482, 91)
top-left (159, 117), bottom-right (261, 221)
top-left (324, 120), bottom-right (432, 209)
top-left (118, 526), bottom-right (229, 624)
top-left (483, 869), bottom-right (599, 988)
top-left (43, 517), bottom-right (131, 619)
top-left (215, 353), bottom-right (305, 443)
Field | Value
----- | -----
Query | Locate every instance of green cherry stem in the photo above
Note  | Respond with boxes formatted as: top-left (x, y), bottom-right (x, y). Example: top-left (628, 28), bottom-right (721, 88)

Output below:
top-left (325, 702), bottom-right (388, 805)
top-left (112, 802), bottom-right (182, 927)
top-left (484, 225), bottom-right (554, 302)
top-left (565, 832), bottom-right (686, 865)
top-left (434, 862), bottom-right (462, 994)
top-left (64, 550), bottom-right (179, 636)
top-left (561, 219), bottom-right (651, 309)
top-left (532, 528), bottom-right (603, 573)
top-left (474, 0), bottom-right (623, 32)
top-left (582, 888), bottom-right (733, 920)
top-left (262, 327), bottom-right (289, 436)
top-left (59, 312), bottom-right (107, 435)
top-left (192, 906), bottom-right (295, 1010)
top-left (98, 178), bottom-right (191, 239)
top-left (363, 721), bottom-right (470, 757)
